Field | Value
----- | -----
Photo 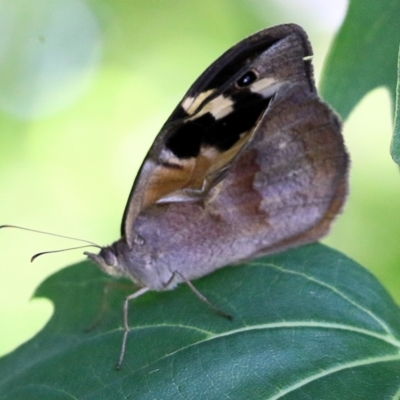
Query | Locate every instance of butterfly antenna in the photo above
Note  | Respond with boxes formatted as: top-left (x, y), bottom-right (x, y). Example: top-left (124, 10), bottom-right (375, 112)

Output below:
top-left (31, 245), bottom-right (101, 262)
top-left (0, 224), bottom-right (100, 247)
top-left (0, 224), bottom-right (102, 261)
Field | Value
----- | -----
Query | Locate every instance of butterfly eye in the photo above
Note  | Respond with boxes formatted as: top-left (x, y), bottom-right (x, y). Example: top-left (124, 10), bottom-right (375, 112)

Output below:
top-left (236, 70), bottom-right (257, 87)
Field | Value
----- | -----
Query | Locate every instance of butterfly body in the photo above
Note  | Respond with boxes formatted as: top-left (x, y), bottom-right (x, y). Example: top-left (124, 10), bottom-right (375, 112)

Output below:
top-left (86, 24), bottom-right (348, 291)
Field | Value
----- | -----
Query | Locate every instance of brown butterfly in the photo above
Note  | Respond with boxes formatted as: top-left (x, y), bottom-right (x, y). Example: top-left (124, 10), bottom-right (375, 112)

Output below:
top-left (87, 24), bottom-right (348, 284)
top-left (3, 23), bottom-right (349, 369)
top-left (84, 23), bottom-right (348, 367)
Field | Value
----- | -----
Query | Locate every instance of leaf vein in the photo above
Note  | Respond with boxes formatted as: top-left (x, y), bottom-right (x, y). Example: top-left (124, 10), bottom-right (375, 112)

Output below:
top-left (268, 353), bottom-right (400, 399)
top-left (253, 261), bottom-right (395, 336)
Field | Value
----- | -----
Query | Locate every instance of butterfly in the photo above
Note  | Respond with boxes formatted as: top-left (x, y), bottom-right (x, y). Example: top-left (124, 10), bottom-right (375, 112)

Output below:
top-left (87, 23), bottom-right (347, 285)
top-left (44, 23), bottom-right (351, 368)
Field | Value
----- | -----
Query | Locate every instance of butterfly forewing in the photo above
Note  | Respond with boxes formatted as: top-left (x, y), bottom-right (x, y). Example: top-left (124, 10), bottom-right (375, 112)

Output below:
top-left (121, 25), bottom-right (316, 244)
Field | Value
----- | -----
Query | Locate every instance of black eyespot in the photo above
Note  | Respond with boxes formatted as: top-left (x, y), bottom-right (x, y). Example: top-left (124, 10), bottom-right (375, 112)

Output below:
top-left (236, 70), bottom-right (257, 87)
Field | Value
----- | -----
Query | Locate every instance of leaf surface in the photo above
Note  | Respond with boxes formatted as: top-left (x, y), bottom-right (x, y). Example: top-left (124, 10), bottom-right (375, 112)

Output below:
top-left (1, 243), bottom-right (400, 399)
top-left (320, 0), bottom-right (400, 121)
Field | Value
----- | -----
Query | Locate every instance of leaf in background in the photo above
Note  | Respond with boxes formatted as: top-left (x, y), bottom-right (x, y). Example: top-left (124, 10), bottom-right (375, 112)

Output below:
top-left (1, 243), bottom-right (400, 399)
top-left (320, 0), bottom-right (400, 121)
top-left (391, 46), bottom-right (400, 164)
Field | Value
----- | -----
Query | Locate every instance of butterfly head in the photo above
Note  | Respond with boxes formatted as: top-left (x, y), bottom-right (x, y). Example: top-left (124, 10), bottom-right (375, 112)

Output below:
top-left (84, 237), bottom-right (173, 290)
top-left (85, 244), bottom-right (129, 279)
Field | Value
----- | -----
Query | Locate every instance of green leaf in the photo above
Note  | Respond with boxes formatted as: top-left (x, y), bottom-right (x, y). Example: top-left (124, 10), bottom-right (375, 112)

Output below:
top-left (391, 46), bottom-right (400, 165)
top-left (1, 243), bottom-right (400, 399)
top-left (320, 0), bottom-right (400, 120)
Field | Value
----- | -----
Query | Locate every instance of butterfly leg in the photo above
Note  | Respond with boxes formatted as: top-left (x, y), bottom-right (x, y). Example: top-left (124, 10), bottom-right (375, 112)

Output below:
top-left (117, 286), bottom-right (150, 370)
top-left (167, 271), bottom-right (233, 321)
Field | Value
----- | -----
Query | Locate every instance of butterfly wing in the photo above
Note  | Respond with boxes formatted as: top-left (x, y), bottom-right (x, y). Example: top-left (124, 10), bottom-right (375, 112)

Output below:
top-left (122, 24), bottom-right (315, 245)
top-left (127, 78), bottom-right (348, 287)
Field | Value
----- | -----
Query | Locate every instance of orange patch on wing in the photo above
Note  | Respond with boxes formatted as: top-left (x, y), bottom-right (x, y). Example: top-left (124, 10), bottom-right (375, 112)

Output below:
top-left (142, 130), bottom-right (253, 207)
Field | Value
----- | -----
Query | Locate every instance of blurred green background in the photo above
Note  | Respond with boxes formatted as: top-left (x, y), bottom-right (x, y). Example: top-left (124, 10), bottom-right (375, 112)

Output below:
top-left (1, 0), bottom-right (399, 358)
